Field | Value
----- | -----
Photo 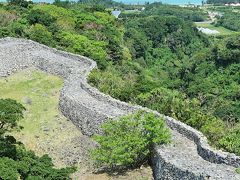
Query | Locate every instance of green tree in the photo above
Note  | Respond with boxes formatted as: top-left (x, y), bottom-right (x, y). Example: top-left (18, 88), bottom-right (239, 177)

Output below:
top-left (27, 9), bottom-right (56, 27)
top-left (8, 0), bottom-right (30, 8)
top-left (28, 24), bottom-right (54, 46)
top-left (91, 111), bottom-right (170, 170)
top-left (0, 99), bottom-right (25, 135)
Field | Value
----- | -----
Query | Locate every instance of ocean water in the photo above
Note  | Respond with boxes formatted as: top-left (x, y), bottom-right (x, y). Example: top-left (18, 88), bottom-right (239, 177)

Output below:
top-left (0, 0), bottom-right (204, 4)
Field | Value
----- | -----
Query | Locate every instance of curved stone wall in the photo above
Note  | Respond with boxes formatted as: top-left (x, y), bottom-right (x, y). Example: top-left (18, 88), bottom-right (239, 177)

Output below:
top-left (0, 37), bottom-right (239, 179)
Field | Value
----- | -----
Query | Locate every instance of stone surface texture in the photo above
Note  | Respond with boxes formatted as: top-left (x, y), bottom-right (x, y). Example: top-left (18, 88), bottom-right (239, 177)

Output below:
top-left (0, 37), bottom-right (240, 180)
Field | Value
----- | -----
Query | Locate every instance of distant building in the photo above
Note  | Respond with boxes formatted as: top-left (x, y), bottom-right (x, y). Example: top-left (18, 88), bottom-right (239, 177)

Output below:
top-left (112, 10), bottom-right (121, 18)
top-left (224, 3), bottom-right (240, 6)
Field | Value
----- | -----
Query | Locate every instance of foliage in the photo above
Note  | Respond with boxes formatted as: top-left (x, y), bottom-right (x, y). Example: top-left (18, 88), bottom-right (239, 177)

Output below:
top-left (27, 9), bottom-right (56, 27)
top-left (0, 99), bottom-right (25, 135)
top-left (216, 12), bottom-right (240, 31)
top-left (28, 24), bottom-right (54, 46)
top-left (88, 64), bottom-right (139, 101)
top-left (77, 0), bottom-right (123, 7)
top-left (0, 146), bottom-right (76, 180)
top-left (236, 168), bottom-right (240, 174)
top-left (7, 0), bottom-right (31, 8)
top-left (91, 111), bottom-right (170, 170)
top-left (218, 126), bottom-right (240, 155)
top-left (144, 3), bottom-right (207, 22)
top-left (135, 87), bottom-right (226, 143)
top-left (59, 32), bottom-right (108, 69)
top-left (0, 9), bottom-right (18, 27)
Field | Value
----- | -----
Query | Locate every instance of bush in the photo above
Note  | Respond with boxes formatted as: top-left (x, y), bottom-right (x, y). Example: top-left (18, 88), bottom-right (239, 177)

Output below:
top-left (28, 24), bottom-right (54, 46)
top-left (0, 9), bottom-right (18, 27)
top-left (91, 111), bottom-right (171, 170)
top-left (88, 66), bottom-right (138, 101)
top-left (236, 168), bottom-right (240, 174)
top-left (8, 0), bottom-right (30, 8)
top-left (218, 126), bottom-right (240, 155)
top-left (27, 9), bottom-right (56, 27)
top-left (0, 99), bottom-right (25, 135)
top-left (59, 32), bottom-right (108, 69)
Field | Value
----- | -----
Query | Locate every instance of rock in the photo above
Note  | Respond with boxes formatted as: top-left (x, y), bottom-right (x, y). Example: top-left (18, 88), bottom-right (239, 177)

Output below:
top-left (22, 96), bottom-right (32, 105)
top-left (42, 126), bottom-right (50, 132)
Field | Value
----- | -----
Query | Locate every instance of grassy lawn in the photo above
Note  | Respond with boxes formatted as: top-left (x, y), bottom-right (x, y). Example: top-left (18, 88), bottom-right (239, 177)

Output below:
top-left (0, 68), bottom-right (83, 167)
top-left (0, 68), bottom-right (63, 135)
top-left (195, 22), bottom-right (239, 36)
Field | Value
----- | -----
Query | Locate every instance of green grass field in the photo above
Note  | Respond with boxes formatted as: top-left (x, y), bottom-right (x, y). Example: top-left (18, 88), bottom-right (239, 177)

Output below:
top-left (195, 22), bottom-right (239, 36)
top-left (0, 68), bottom-right (83, 167)
top-left (0, 69), bottom-right (63, 134)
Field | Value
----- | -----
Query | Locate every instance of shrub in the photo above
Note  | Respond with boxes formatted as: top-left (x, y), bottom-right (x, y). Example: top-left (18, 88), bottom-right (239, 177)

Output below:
top-left (218, 126), bottom-right (240, 155)
top-left (8, 0), bottom-right (30, 8)
top-left (28, 24), bottom-right (54, 46)
top-left (236, 168), bottom-right (240, 174)
top-left (88, 66), bottom-right (138, 101)
top-left (27, 9), bottom-right (56, 27)
top-left (91, 111), bottom-right (171, 170)
top-left (59, 32), bottom-right (108, 69)
top-left (0, 99), bottom-right (25, 135)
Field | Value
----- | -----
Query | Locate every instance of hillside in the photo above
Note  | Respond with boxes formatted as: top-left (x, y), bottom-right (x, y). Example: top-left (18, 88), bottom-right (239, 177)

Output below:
top-left (0, 0), bottom-right (240, 179)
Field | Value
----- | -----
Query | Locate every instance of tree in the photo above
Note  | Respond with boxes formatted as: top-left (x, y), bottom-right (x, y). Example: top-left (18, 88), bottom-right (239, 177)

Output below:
top-left (91, 111), bottom-right (170, 170)
top-left (8, 0), bottom-right (30, 8)
top-left (0, 99), bottom-right (25, 135)
top-left (27, 9), bottom-right (56, 27)
top-left (28, 24), bottom-right (54, 46)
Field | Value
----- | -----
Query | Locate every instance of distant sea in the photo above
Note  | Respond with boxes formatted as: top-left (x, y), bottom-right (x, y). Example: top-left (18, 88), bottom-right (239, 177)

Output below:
top-left (0, 0), bottom-right (204, 4)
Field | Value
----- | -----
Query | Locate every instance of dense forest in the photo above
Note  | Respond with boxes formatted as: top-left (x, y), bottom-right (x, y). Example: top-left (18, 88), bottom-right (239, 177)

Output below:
top-left (0, 0), bottom-right (240, 177)
top-left (216, 11), bottom-right (240, 31)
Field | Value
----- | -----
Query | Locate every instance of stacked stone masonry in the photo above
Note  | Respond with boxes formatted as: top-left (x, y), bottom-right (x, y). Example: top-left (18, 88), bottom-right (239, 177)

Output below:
top-left (0, 37), bottom-right (239, 180)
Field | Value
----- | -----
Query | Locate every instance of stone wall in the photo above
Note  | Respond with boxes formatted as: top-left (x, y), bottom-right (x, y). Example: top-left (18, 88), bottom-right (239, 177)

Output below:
top-left (151, 147), bottom-right (205, 180)
top-left (0, 37), bottom-right (239, 180)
